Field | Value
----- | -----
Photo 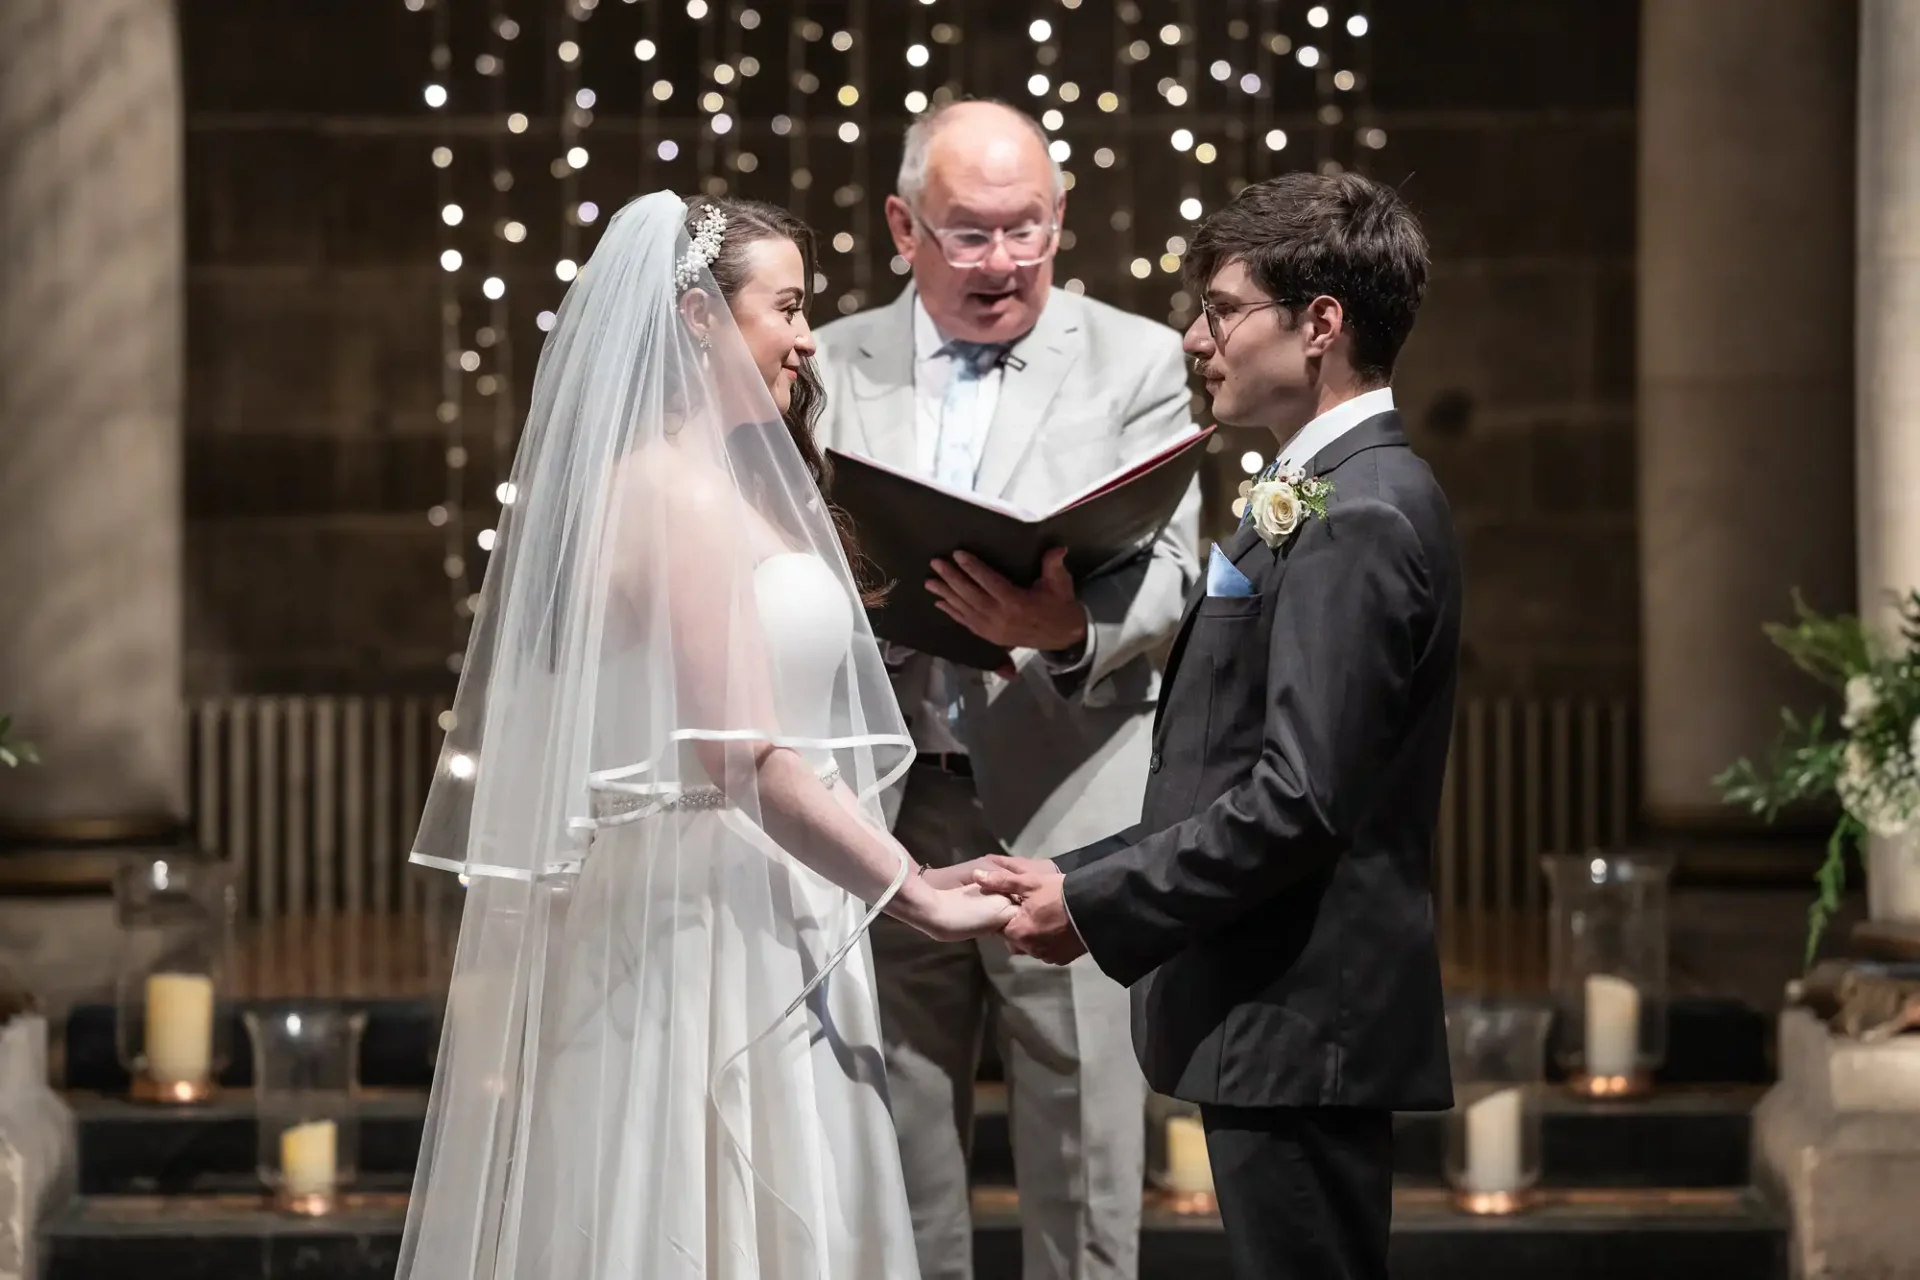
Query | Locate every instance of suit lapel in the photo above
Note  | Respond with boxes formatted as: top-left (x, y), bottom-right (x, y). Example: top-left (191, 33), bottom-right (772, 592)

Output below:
top-left (1304, 409), bottom-right (1409, 480)
top-left (847, 289), bottom-right (920, 472)
top-left (974, 295), bottom-right (1081, 498)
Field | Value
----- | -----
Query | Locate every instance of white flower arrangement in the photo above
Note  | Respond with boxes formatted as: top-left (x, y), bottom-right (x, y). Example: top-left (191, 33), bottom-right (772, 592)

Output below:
top-left (1718, 589), bottom-right (1920, 963)
top-left (675, 205), bottom-right (727, 292)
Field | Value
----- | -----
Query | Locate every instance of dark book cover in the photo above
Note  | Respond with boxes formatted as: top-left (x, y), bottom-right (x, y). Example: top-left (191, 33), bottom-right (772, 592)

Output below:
top-left (828, 426), bottom-right (1213, 669)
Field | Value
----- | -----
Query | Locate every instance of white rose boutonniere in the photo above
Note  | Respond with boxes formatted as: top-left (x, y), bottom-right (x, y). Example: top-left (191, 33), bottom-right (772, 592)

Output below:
top-left (1236, 465), bottom-right (1335, 548)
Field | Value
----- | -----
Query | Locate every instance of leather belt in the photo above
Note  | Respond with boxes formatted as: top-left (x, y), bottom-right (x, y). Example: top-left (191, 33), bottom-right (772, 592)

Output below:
top-left (912, 752), bottom-right (975, 779)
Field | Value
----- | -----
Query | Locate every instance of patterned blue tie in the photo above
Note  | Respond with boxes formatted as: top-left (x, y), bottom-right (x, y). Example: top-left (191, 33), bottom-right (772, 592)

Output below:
top-left (933, 339), bottom-right (1004, 491)
top-left (929, 338), bottom-right (1003, 745)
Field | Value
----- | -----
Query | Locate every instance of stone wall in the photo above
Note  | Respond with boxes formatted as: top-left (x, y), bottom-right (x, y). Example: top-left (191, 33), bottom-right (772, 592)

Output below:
top-left (179, 0), bottom-right (1639, 698)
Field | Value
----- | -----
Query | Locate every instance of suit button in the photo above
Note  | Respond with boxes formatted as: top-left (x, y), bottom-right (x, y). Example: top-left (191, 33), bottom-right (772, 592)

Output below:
top-left (1149, 753), bottom-right (1163, 773)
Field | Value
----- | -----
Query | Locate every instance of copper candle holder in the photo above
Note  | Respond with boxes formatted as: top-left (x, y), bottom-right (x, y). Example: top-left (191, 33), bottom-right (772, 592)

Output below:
top-left (1566, 1068), bottom-right (1654, 1100)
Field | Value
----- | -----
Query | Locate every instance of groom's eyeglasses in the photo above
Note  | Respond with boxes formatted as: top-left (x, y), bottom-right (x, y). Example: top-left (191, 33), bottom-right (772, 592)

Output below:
top-left (1200, 297), bottom-right (1291, 349)
top-left (911, 212), bottom-right (1060, 269)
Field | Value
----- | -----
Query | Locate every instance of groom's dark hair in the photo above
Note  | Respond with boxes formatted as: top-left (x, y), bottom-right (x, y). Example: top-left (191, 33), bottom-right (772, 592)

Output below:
top-left (1186, 171), bottom-right (1428, 384)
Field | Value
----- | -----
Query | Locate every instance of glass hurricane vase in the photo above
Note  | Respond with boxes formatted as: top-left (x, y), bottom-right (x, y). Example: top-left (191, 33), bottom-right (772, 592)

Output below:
top-left (112, 857), bottom-right (236, 1103)
top-left (1541, 850), bottom-right (1674, 1098)
top-left (245, 1007), bottom-right (367, 1215)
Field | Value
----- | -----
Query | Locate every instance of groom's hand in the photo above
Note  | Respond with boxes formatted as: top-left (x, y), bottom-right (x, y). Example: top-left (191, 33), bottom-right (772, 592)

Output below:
top-left (928, 548), bottom-right (1087, 655)
top-left (974, 855), bottom-right (1087, 966)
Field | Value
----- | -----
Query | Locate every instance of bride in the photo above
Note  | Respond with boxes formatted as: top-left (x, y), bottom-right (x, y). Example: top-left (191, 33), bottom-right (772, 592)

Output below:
top-left (397, 192), bottom-right (1013, 1280)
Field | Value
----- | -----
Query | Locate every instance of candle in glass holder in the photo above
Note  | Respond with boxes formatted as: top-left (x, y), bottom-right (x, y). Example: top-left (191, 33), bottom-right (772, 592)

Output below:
top-left (1463, 1086), bottom-right (1524, 1192)
top-left (281, 1119), bottom-right (338, 1198)
top-left (144, 972), bottom-right (214, 1083)
top-left (1164, 1114), bottom-right (1214, 1195)
top-left (1584, 974), bottom-right (1640, 1077)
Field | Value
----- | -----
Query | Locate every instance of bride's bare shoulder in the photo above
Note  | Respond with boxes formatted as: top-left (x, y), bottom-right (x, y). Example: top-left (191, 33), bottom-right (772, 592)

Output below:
top-left (612, 439), bottom-right (742, 524)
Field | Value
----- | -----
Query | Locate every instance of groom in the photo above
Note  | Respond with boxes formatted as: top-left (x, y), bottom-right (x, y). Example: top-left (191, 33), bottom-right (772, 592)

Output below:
top-left (978, 171), bottom-right (1460, 1279)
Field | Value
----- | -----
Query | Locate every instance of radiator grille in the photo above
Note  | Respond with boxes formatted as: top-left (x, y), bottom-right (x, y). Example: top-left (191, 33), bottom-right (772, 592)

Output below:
top-left (186, 693), bottom-right (1638, 997)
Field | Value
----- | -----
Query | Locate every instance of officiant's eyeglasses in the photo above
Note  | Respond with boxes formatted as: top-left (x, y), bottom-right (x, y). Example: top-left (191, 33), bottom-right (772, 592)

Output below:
top-left (912, 214), bottom-right (1060, 269)
top-left (1200, 297), bottom-right (1290, 348)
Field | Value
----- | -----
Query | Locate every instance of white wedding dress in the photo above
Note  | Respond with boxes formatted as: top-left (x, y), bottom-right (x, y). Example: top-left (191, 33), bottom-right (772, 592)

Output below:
top-left (506, 552), bottom-right (920, 1280)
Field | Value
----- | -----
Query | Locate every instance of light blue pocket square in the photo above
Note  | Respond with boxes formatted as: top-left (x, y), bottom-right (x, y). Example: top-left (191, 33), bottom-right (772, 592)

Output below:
top-left (1206, 544), bottom-right (1255, 598)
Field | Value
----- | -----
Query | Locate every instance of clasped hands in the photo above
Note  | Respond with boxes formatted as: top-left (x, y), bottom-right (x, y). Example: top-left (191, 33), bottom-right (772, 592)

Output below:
top-left (922, 856), bottom-right (1088, 965)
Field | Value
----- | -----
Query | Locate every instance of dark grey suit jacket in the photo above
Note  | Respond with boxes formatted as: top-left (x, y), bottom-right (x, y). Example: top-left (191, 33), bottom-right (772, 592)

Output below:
top-left (1056, 410), bottom-right (1459, 1112)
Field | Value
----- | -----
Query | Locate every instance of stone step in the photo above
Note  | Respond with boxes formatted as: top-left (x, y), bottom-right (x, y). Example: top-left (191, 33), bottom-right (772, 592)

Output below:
top-left (61, 999), bottom-right (439, 1095)
top-left (963, 1081), bottom-right (1760, 1190)
top-left (39, 1185), bottom-right (1787, 1280)
top-left (58, 994), bottom-right (1774, 1095)
top-left (68, 1081), bottom-right (1763, 1197)
top-left (69, 1092), bottom-right (424, 1195)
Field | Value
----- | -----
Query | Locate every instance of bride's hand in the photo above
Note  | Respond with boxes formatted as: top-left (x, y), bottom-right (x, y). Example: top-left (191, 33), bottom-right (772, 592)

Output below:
top-left (918, 883), bottom-right (1017, 943)
top-left (920, 858), bottom-right (992, 891)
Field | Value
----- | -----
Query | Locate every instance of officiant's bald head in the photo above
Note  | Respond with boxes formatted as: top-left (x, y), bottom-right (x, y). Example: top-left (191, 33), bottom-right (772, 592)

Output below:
top-left (886, 101), bottom-right (1066, 345)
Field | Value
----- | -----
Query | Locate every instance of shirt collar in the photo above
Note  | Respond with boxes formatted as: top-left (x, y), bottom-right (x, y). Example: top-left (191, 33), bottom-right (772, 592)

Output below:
top-left (913, 296), bottom-right (1018, 363)
top-left (1277, 385), bottom-right (1397, 469)
top-left (913, 296), bottom-right (946, 363)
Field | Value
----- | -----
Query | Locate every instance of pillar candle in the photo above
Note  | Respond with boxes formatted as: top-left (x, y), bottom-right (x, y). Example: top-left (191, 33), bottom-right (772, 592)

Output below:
top-left (1584, 973), bottom-right (1640, 1077)
top-left (144, 972), bottom-right (214, 1083)
top-left (1163, 1114), bottom-right (1214, 1195)
top-left (1463, 1086), bottom-right (1525, 1192)
top-left (280, 1119), bottom-right (338, 1198)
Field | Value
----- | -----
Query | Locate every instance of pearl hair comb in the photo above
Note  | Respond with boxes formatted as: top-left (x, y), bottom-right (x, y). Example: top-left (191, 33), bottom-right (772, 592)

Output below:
top-left (675, 205), bottom-right (727, 291)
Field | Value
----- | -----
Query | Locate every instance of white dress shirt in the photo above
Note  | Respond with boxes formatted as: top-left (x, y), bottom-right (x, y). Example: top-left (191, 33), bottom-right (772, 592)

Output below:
top-left (913, 300), bottom-right (1007, 483)
top-left (910, 301), bottom-right (1010, 755)
top-left (1274, 385), bottom-right (1395, 473)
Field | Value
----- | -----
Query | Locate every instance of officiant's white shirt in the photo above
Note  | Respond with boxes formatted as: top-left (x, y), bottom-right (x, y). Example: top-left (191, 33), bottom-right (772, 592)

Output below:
top-left (901, 298), bottom-right (1106, 756)
top-left (1276, 385), bottom-right (1396, 472)
top-left (910, 299), bottom-right (1007, 755)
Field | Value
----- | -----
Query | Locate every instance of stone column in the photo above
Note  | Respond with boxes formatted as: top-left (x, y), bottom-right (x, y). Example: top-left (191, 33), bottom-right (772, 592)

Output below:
top-left (0, 0), bottom-right (184, 850)
top-left (1637, 0), bottom-right (1857, 837)
top-left (1857, 0), bottom-right (1920, 923)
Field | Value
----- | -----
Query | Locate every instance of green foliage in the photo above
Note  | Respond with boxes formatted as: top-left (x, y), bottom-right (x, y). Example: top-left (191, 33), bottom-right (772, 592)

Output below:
top-left (1715, 589), bottom-right (1920, 968)
top-left (0, 715), bottom-right (36, 770)
top-left (1298, 476), bottom-right (1334, 522)
top-left (1760, 589), bottom-right (1872, 690)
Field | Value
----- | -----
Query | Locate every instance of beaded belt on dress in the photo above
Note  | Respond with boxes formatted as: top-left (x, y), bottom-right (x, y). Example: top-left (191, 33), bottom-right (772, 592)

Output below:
top-left (586, 761), bottom-right (842, 823)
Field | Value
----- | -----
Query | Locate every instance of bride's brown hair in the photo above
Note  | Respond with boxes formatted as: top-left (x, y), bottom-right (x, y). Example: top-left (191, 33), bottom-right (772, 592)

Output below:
top-left (682, 196), bottom-right (888, 606)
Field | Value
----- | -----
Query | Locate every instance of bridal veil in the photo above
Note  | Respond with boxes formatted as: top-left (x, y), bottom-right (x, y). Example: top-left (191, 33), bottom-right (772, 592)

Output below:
top-left (396, 192), bottom-right (918, 1280)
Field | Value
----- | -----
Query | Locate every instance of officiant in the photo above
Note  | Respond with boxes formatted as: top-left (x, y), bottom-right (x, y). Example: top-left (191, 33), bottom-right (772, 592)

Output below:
top-left (814, 100), bottom-right (1201, 1280)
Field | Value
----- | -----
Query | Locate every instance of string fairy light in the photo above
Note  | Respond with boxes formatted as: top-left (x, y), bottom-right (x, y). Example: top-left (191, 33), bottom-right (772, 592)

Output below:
top-left (786, 4), bottom-right (812, 231)
top-left (1223, 0), bottom-right (1252, 194)
top-left (1345, 10), bottom-right (1384, 172)
top-left (716, 2), bottom-right (745, 189)
top-left (693, 0), bottom-right (720, 194)
top-left (1256, 0), bottom-right (1287, 179)
top-left (417, 0), bottom-right (469, 674)
top-left (640, 0), bottom-right (677, 194)
top-left (477, 0), bottom-right (516, 629)
top-left (557, 3), bottom-right (586, 288)
top-left (1113, 1), bottom-right (1141, 312)
top-left (903, 0), bottom-right (930, 125)
top-left (1167, 0), bottom-right (1201, 328)
top-left (925, 0), bottom-right (962, 112)
top-left (407, 0), bottom-right (1382, 619)
top-left (1037, 0), bottom-right (1085, 297)
top-left (843, 0), bottom-right (872, 317)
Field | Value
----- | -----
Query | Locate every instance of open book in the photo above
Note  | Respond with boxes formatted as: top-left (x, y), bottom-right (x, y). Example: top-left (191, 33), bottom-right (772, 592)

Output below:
top-left (827, 425), bottom-right (1213, 669)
